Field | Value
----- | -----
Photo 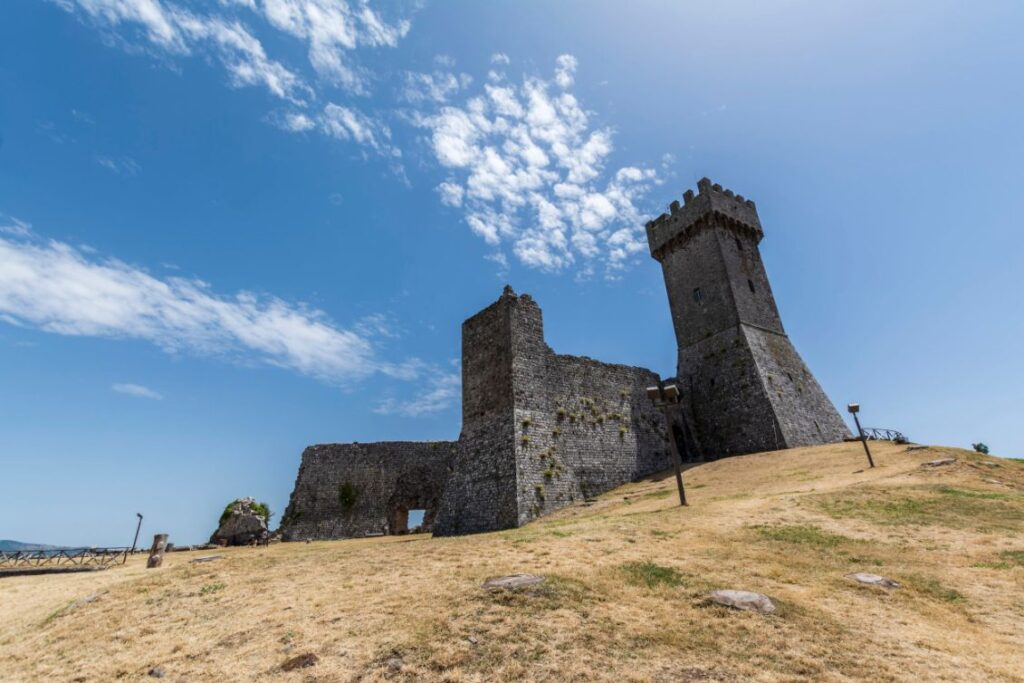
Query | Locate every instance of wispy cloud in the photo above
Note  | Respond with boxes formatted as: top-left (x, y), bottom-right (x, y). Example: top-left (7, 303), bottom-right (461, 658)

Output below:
top-left (374, 364), bottom-right (460, 417)
top-left (60, 1), bottom-right (311, 103)
top-left (96, 155), bottom-right (142, 175)
top-left (56, 0), bottom-right (412, 139)
top-left (411, 55), bottom-right (661, 276)
top-left (112, 382), bottom-right (163, 399)
top-left (0, 225), bottom-right (389, 386)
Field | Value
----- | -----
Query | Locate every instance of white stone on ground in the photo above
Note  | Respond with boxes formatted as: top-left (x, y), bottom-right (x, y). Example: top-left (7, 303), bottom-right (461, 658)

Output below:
top-left (482, 574), bottom-right (546, 590)
top-left (705, 589), bottom-right (776, 613)
top-left (846, 572), bottom-right (900, 588)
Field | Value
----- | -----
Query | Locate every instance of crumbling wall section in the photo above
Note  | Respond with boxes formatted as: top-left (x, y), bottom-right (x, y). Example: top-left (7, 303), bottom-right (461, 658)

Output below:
top-left (280, 441), bottom-right (455, 541)
top-left (435, 288), bottom-right (672, 536)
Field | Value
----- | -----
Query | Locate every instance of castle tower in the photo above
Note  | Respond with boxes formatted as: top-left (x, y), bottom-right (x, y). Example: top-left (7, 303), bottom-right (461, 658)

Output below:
top-left (646, 178), bottom-right (849, 457)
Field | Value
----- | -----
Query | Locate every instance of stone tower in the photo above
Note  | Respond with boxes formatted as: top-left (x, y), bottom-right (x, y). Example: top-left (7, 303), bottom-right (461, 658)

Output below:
top-left (646, 177), bottom-right (849, 458)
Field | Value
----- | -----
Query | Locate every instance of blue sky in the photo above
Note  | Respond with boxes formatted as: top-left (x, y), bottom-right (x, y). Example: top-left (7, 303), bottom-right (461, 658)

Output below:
top-left (1, 0), bottom-right (1022, 546)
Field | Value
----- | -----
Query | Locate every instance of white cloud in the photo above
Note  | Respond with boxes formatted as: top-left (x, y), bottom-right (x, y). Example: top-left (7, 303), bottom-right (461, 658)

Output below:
top-left (412, 56), bottom-right (661, 274)
top-left (490, 52), bottom-right (510, 65)
top-left (0, 229), bottom-right (394, 385)
top-left (400, 70), bottom-right (471, 105)
top-left (60, 0), bottom-right (312, 104)
top-left (553, 53), bottom-right (577, 89)
top-left (374, 366), bottom-right (460, 417)
top-left (112, 382), bottom-right (163, 399)
top-left (319, 103), bottom-right (398, 157)
top-left (0, 216), bottom-right (33, 238)
top-left (96, 155), bottom-right (142, 175)
top-left (243, 0), bottom-right (410, 93)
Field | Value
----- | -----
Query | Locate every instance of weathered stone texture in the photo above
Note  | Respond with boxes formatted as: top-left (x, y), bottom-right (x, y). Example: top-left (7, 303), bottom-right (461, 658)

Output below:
top-left (279, 441), bottom-right (455, 541)
top-left (434, 287), bottom-right (671, 536)
top-left (649, 178), bottom-right (850, 456)
top-left (282, 176), bottom-right (850, 540)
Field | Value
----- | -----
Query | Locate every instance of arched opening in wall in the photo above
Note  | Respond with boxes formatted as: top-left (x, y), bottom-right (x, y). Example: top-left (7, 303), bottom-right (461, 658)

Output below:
top-left (388, 508), bottom-right (427, 535)
top-left (387, 467), bottom-right (441, 536)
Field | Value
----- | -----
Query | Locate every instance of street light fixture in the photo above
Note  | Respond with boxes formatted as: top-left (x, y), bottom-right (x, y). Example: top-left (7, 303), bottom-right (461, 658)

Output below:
top-left (847, 403), bottom-right (875, 468)
top-left (646, 380), bottom-right (688, 506)
top-left (130, 513), bottom-right (143, 554)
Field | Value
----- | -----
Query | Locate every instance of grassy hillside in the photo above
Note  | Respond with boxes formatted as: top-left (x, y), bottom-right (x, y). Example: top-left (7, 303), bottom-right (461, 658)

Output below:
top-left (3, 442), bottom-right (1023, 682)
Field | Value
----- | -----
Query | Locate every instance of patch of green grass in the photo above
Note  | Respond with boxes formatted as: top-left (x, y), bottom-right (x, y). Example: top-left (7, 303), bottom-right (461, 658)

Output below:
top-left (999, 550), bottom-right (1024, 565)
top-left (200, 582), bottom-right (226, 596)
top-left (753, 524), bottom-right (851, 548)
top-left (901, 573), bottom-right (965, 603)
top-left (935, 486), bottom-right (1011, 500)
top-left (977, 550), bottom-right (1024, 569)
top-left (814, 485), bottom-right (1024, 531)
top-left (621, 561), bottom-right (684, 589)
top-left (641, 489), bottom-right (672, 500)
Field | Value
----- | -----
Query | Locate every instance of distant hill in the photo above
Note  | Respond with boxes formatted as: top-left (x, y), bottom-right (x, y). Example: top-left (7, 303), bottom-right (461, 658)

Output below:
top-left (0, 540), bottom-right (62, 551)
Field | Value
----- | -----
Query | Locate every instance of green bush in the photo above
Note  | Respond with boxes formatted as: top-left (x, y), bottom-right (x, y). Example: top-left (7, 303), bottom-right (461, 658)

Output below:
top-left (219, 499), bottom-right (272, 525)
top-left (972, 442), bottom-right (990, 454)
top-left (338, 482), bottom-right (358, 512)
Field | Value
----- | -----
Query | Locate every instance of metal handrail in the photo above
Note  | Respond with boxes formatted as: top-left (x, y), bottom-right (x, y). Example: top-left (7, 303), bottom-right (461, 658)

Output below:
top-left (0, 547), bottom-right (130, 569)
top-left (861, 427), bottom-right (908, 443)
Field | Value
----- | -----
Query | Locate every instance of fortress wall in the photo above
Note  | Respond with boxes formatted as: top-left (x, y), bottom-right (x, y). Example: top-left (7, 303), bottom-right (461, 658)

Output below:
top-left (742, 327), bottom-right (851, 447)
top-left (433, 288), bottom-right (672, 536)
top-left (433, 293), bottom-right (520, 536)
top-left (678, 326), bottom-right (783, 457)
top-left (280, 441), bottom-right (456, 541)
top-left (512, 352), bottom-right (671, 524)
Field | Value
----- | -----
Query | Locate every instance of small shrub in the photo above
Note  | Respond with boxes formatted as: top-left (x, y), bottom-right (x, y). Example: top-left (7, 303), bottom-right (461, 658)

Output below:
top-left (521, 435), bottom-right (531, 446)
top-left (556, 407), bottom-right (567, 420)
top-left (522, 417), bottom-right (532, 428)
top-left (972, 442), bottom-right (990, 454)
top-left (621, 561), bottom-right (684, 589)
top-left (338, 482), bottom-right (358, 512)
top-left (552, 427), bottom-right (561, 437)
top-left (200, 583), bottom-right (226, 596)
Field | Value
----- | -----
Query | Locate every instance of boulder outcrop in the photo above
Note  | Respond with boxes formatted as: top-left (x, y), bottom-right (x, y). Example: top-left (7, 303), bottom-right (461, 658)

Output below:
top-left (210, 497), bottom-right (270, 546)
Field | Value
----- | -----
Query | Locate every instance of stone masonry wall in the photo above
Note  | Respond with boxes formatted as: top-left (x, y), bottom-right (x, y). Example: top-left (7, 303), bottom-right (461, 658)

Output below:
top-left (434, 292), bottom-right (520, 536)
top-left (280, 441), bottom-right (455, 541)
top-left (650, 177), bottom-right (850, 458)
top-left (435, 287), bottom-right (672, 536)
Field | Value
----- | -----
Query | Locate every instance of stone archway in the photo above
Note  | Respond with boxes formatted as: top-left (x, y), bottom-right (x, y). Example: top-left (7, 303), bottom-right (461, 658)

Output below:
top-left (387, 467), bottom-right (442, 535)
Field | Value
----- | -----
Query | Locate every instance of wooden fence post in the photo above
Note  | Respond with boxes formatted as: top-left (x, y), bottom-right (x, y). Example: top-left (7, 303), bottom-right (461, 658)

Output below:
top-left (146, 533), bottom-right (169, 569)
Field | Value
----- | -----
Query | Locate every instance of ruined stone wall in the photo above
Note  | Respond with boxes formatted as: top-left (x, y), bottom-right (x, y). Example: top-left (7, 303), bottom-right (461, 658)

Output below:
top-left (433, 294), bottom-right (520, 536)
top-left (434, 288), bottom-right (672, 536)
top-left (280, 441), bottom-right (455, 541)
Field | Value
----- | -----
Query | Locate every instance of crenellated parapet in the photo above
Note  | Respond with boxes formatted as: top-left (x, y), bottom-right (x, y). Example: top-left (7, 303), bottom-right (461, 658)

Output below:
top-left (646, 177), bottom-right (763, 261)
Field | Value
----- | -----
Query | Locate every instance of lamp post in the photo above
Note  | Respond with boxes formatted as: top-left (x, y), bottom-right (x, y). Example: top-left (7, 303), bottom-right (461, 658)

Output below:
top-left (847, 403), bottom-right (875, 468)
top-left (130, 513), bottom-right (143, 554)
top-left (646, 380), bottom-right (688, 506)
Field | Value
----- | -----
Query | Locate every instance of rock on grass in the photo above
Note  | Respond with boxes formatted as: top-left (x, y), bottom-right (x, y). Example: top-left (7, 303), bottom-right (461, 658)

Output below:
top-left (705, 590), bottom-right (776, 614)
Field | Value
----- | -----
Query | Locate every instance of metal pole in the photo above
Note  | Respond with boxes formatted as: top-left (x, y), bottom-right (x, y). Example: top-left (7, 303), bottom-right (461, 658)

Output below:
top-left (130, 513), bottom-right (143, 554)
top-left (664, 407), bottom-right (688, 506)
top-left (853, 413), bottom-right (875, 468)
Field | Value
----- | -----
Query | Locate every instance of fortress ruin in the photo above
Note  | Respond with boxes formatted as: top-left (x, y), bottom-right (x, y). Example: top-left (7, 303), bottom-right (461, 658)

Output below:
top-left (280, 178), bottom-right (850, 540)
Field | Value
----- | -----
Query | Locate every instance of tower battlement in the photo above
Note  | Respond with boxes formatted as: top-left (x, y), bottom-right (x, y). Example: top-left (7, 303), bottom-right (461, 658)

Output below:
top-left (646, 177), bottom-right (763, 261)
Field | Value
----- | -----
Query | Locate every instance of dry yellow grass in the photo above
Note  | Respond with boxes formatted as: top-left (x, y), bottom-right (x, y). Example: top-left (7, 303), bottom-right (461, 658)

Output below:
top-left (3, 442), bottom-right (1024, 682)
